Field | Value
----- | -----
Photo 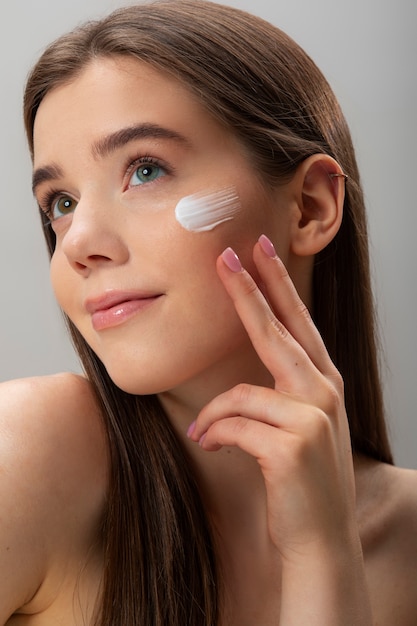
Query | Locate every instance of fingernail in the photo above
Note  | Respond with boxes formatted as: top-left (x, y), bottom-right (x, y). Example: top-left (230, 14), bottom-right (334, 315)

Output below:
top-left (221, 247), bottom-right (243, 272)
top-left (198, 433), bottom-right (207, 447)
top-left (187, 420), bottom-right (196, 438)
top-left (258, 234), bottom-right (277, 258)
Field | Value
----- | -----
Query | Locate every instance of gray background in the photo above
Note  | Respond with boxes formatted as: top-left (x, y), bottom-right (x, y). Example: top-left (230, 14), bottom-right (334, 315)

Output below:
top-left (0, 0), bottom-right (415, 468)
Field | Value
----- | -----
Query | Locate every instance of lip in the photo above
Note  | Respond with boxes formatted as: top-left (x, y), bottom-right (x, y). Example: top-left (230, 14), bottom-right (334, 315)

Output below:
top-left (86, 290), bottom-right (163, 331)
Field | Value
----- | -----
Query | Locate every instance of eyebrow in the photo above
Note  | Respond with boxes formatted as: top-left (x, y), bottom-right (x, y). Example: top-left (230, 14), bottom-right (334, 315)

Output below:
top-left (32, 123), bottom-right (190, 196)
top-left (91, 123), bottom-right (191, 160)
top-left (32, 164), bottom-right (64, 196)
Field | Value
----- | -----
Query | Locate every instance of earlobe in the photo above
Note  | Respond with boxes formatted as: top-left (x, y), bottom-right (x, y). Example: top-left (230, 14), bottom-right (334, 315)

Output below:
top-left (290, 154), bottom-right (346, 256)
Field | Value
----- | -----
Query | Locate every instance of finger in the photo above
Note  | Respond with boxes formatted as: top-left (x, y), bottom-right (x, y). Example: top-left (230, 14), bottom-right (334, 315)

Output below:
top-left (216, 246), bottom-right (320, 392)
top-left (254, 235), bottom-right (339, 378)
top-left (196, 411), bottom-right (336, 470)
top-left (187, 382), bottom-right (327, 443)
top-left (198, 415), bottom-right (281, 453)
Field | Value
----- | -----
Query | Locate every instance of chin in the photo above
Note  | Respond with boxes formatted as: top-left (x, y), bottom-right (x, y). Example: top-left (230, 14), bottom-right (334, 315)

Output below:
top-left (102, 361), bottom-right (179, 397)
top-left (106, 371), bottom-right (163, 396)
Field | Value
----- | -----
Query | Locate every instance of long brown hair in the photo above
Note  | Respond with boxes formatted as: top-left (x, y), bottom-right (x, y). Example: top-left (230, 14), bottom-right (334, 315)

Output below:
top-left (23, 1), bottom-right (393, 623)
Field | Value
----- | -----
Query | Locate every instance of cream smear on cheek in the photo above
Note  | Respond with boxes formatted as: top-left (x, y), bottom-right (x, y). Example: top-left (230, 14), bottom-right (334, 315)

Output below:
top-left (174, 187), bottom-right (241, 232)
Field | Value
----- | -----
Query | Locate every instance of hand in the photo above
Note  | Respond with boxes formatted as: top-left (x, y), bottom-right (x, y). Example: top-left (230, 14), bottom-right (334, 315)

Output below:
top-left (187, 234), bottom-right (358, 562)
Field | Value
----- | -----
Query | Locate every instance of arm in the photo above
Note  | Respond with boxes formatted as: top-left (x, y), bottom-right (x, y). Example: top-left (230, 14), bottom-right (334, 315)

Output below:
top-left (188, 237), bottom-right (373, 624)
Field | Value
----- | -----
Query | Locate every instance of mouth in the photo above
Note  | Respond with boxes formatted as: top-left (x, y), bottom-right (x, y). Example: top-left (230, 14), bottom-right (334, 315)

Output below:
top-left (86, 291), bottom-right (163, 331)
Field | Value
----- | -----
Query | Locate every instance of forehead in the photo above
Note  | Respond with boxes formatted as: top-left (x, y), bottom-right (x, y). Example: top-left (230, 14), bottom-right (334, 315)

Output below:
top-left (32, 56), bottom-right (231, 164)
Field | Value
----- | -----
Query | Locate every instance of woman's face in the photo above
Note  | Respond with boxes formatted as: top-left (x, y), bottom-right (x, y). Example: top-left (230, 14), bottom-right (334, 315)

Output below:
top-left (32, 57), bottom-right (294, 398)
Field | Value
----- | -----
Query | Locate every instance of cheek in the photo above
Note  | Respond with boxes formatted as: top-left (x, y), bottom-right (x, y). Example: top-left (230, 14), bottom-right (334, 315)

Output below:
top-left (49, 251), bottom-right (80, 320)
top-left (174, 187), bottom-right (241, 232)
top-left (50, 252), bottom-right (66, 306)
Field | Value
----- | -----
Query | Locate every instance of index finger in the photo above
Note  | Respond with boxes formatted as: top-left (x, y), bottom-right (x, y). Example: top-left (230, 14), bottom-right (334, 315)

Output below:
top-left (217, 240), bottom-right (339, 382)
top-left (216, 246), bottom-right (319, 390)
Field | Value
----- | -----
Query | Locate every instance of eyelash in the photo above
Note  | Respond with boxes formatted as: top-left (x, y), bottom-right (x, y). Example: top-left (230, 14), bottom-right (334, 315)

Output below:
top-left (38, 188), bottom-right (65, 224)
top-left (37, 153), bottom-right (172, 223)
top-left (124, 154), bottom-right (170, 186)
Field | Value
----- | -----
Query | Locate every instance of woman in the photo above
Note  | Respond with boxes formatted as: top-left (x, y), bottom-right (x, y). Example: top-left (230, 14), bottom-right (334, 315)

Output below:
top-left (1, 0), bottom-right (416, 624)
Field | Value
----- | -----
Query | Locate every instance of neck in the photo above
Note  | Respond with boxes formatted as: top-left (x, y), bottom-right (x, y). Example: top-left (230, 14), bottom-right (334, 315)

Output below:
top-left (158, 345), bottom-right (274, 532)
top-left (158, 348), bottom-right (284, 622)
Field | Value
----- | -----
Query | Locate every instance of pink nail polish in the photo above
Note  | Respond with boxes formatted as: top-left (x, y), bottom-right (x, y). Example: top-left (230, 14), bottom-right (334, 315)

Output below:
top-left (258, 234), bottom-right (277, 258)
top-left (187, 420), bottom-right (196, 438)
top-left (221, 247), bottom-right (243, 272)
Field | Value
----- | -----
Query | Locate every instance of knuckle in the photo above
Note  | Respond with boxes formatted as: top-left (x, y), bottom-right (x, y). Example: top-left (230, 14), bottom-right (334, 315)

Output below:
top-left (310, 407), bottom-right (332, 440)
top-left (320, 375), bottom-right (344, 413)
top-left (288, 410), bottom-right (332, 461)
top-left (331, 370), bottom-right (345, 397)
top-left (267, 315), bottom-right (288, 340)
top-left (295, 299), bottom-right (312, 323)
top-left (231, 382), bottom-right (253, 405)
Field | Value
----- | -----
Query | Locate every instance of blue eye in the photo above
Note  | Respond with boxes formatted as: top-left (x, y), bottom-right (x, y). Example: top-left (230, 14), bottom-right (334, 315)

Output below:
top-left (129, 161), bottom-right (165, 186)
top-left (52, 196), bottom-right (78, 220)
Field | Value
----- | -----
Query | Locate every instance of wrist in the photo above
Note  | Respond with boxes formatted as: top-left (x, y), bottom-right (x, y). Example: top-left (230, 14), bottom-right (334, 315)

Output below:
top-left (279, 536), bottom-right (373, 625)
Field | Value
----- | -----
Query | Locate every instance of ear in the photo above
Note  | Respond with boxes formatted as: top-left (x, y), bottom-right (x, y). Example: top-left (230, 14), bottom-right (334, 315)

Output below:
top-left (289, 154), bottom-right (346, 256)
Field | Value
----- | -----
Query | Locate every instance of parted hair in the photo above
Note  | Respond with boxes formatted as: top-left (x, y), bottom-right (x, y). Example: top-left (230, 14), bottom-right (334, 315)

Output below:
top-left (23, 1), bottom-right (393, 623)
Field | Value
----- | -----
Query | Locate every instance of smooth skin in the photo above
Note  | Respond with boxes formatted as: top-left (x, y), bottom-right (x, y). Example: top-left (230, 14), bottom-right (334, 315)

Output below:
top-left (1, 57), bottom-right (417, 624)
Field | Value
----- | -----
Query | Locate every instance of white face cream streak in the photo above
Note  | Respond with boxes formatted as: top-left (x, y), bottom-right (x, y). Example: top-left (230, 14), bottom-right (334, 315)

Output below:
top-left (174, 186), bottom-right (241, 232)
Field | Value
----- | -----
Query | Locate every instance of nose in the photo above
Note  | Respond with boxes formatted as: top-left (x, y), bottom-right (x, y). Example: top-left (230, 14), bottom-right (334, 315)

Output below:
top-left (60, 196), bottom-right (129, 275)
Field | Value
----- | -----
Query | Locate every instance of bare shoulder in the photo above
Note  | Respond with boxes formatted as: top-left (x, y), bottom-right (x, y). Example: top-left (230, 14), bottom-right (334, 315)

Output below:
top-left (0, 373), bottom-right (107, 621)
top-left (384, 461), bottom-right (417, 509)
top-left (0, 371), bottom-right (99, 419)
top-left (355, 457), bottom-right (417, 625)
top-left (373, 461), bottom-right (417, 544)
top-left (0, 371), bottom-right (108, 520)
top-left (380, 462), bottom-right (417, 563)
top-left (0, 372), bottom-right (107, 488)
